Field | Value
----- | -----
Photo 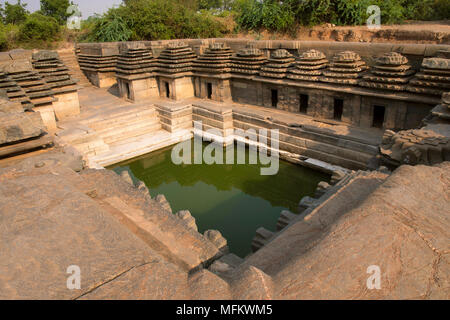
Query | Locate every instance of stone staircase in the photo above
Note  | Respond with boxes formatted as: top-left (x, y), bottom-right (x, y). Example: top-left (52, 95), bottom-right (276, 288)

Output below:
top-left (56, 102), bottom-right (167, 167)
top-left (57, 49), bottom-right (91, 88)
top-left (81, 104), bottom-right (162, 145)
top-left (251, 169), bottom-right (390, 253)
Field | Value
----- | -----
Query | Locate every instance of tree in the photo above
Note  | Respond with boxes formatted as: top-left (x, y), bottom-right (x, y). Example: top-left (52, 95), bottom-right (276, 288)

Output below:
top-left (20, 12), bottom-right (60, 41)
top-left (88, 8), bottom-right (132, 42)
top-left (3, 0), bottom-right (29, 25)
top-left (0, 22), bottom-right (7, 50)
top-left (40, 0), bottom-right (72, 25)
top-left (198, 0), bottom-right (223, 10)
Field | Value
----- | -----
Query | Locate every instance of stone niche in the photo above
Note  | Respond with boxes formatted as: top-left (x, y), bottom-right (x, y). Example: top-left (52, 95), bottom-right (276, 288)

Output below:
top-left (118, 77), bottom-right (158, 101)
top-left (193, 43), bottom-right (233, 102)
top-left (255, 79), bottom-right (359, 124)
top-left (231, 78), bottom-right (262, 106)
top-left (116, 42), bottom-right (158, 102)
top-left (158, 76), bottom-right (195, 100)
top-left (194, 76), bottom-right (232, 102)
top-left (156, 42), bottom-right (197, 100)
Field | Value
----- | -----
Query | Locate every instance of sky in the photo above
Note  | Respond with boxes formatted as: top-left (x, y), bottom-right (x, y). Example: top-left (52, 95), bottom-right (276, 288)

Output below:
top-left (2, 0), bottom-right (123, 19)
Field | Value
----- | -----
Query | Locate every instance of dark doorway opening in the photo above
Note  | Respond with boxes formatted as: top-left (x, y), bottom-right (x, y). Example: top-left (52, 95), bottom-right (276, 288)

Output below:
top-left (165, 82), bottom-right (170, 98)
top-left (271, 89), bottom-right (278, 108)
top-left (299, 94), bottom-right (309, 114)
top-left (207, 83), bottom-right (213, 99)
top-left (333, 98), bottom-right (344, 120)
top-left (125, 82), bottom-right (131, 100)
top-left (372, 105), bottom-right (386, 128)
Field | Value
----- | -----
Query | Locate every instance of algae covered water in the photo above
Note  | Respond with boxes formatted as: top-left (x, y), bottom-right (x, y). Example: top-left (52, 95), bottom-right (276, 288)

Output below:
top-left (110, 139), bottom-right (329, 258)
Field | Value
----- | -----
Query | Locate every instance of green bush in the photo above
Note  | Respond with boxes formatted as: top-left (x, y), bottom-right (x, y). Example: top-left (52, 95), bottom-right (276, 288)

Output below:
top-left (334, 0), bottom-right (372, 25)
top-left (284, 0), bottom-right (406, 26)
top-left (87, 8), bottom-right (132, 42)
top-left (0, 23), bottom-right (7, 50)
top-left (84, 0), bottom-right (229, 42)
top-left (2, 23), bottom-right (20, 50)
top-left (19, 12), bottom-right (60, 41)
top-left (184, 10), bottom-right (229, 38)
top-left (377, 0), bottom-right (406, 24)
top-left (236, 0), bottom-right (295, 32)
top-left (125, 0), bottom-right (190, 40)
top-left (431, 0), bottom-right (450, 20)
top-left (286, 0), bottom-right (335, 26)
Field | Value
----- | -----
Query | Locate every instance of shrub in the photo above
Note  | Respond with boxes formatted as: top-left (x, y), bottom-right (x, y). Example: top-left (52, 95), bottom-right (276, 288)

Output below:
top-left (377, 0), bottom-right (406, 24)
top-left (284, 0), bottom-right (406, 26)
top-left (236, 0), bottom-right (295, 32)
top-left (1, 23), bottom-right (20, 50)
top-left (286, 0), bottom-right (335, 26)
top-left (430, 0), bottom-right (450, 20)
top-left (109, 0), bottom-right (228, 41)
top-left (19, 12), bottom-right (60, 41)
top-left (87, 8), bottom-right (132, 42)
top-left (334, 0), bottom-right (372, 25)
top-left (189, 10), bottom-right (229, 38)
top-left (0, 23), bottom-right (7, 50)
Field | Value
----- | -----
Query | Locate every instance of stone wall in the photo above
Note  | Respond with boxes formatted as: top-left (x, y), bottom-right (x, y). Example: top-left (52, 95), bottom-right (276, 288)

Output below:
top-left (153, 99), bottom-right (381, 170)
top-left (77, 40), bottom-right (449, 132)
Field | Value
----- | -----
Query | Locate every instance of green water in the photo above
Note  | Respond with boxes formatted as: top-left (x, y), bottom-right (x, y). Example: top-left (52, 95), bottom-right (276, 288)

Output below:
top-left (110, 139), bottom-right (329, 258)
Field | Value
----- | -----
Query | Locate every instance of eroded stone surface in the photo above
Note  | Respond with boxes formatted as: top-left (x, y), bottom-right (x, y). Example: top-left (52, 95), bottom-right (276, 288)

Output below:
top-left (237, 164), bottom-right (449, 299)
top-left (193, 43), bottom-right (233, 74)
top-left (288, 49), bottom-right (328, 81)
top-left (259, 49), bottom-right (295, 79)
top-left (360, 52), bottom-right (415, 91)
top-left (407, 57), bottom-right (450, 96)
top-left (0, 154), bottom-right (225, 299)
top-left (0, 98), bottom-right (45, 145)
top-left (231, 47), bottom-right (267, 75)
top-left (381, 92), bottom-right (450, 166)
top-left (321, 50), bottom-right (368, 85)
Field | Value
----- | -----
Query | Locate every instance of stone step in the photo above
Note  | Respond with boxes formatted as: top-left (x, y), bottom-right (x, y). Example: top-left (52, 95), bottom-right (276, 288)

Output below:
top-left (251, 227), bottom-right (275, 253)
top-left (57, 128), bottom-right (109, 157)
top-left (90, 129), bottom-right (192, 167)
top-left (101, 121), bottom-right (162, 145)
top-left (85, 108), bottom-right (159, 131)
top-left (93, 112), bottom-right (160, 134)
top-left (73, 139), bottom-right (110, 157)
top-left (58, 50), bottom-right (92, 88)
top-left (98, 116), bottom-right (161, 138)
top-left (82, 102), bottom-right (155, 119)
top-left (246, 170), bottom-right (390, 266)
top-left (276, 210), bottom-right (298, 231)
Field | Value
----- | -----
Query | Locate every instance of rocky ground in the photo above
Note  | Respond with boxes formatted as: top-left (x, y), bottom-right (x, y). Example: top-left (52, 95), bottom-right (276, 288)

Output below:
top-left (0, 149), bottom-right (448, 299)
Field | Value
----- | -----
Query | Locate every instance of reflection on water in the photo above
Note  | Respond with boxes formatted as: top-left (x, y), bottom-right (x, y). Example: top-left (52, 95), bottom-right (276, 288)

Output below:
top-left (110, 139), bottom-right (330, 258)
